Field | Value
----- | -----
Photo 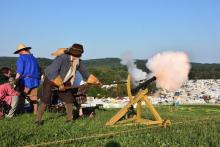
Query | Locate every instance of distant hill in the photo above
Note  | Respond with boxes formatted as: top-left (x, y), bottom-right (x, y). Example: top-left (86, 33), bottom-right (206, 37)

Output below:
top-left (0, 56), bottom-right (220, 83)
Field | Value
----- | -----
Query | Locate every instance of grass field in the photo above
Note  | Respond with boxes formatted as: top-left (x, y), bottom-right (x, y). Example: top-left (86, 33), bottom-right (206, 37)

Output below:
top-left (0, 105), bottom-right (220, 147)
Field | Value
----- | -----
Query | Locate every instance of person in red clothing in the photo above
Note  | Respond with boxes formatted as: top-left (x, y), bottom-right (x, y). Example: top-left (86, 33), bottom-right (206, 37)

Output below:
top-left (0, 67), bottom-right (19, 118)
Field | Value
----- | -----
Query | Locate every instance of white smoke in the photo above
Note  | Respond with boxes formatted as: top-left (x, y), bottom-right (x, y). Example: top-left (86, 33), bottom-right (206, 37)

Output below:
top-left (146, 51), bottom-right (191, 91)
top-left (120, 52), bottom-right (147, 84)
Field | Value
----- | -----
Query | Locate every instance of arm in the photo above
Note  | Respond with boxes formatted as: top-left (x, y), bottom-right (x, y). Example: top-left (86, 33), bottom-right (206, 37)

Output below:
top-left (45, 56), bottom-right (66, 91)
top-left (5, 83), bottom-right (19, 96)
top-left (15, 73), bottom-right (21, 79)
top-left (45, 56), bottom-right (63, 80)
top-left (78, 60), bottom-right (101, 85)
top-left (15, 57), bottom-right (24, 79)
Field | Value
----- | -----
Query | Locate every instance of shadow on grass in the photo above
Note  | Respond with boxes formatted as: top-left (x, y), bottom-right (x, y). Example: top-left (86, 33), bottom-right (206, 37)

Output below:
top-left (105, 141), bottom-right (121, 147)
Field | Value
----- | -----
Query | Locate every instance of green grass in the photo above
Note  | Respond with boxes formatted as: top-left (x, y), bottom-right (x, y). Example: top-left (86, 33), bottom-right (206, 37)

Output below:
top-left (0, 105), bottom-right (220, 147)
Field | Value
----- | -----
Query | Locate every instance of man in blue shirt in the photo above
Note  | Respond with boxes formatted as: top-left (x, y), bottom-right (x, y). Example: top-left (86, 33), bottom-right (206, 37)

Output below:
top-left (14, 43), bottom-right (40, 115)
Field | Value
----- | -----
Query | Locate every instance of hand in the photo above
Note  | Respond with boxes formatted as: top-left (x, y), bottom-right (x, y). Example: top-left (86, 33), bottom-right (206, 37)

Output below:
top-left (52, 75), bottom-right (63, 87)
top-left (87, 74), bottom-right (102, 86)
top-left (94, 79), bottom-right (102, 86)
top-left (58, 84), bottom-right (66, 91)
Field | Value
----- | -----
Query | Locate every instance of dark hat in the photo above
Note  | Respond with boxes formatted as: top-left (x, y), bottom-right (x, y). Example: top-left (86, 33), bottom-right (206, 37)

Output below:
top-left (14, 43), bottom-right (31, 54)
top-left (64, 43), bottom-right (84, 57)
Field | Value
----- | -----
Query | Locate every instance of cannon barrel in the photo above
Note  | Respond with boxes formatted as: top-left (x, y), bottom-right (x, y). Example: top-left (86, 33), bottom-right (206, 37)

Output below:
top-left (131, 76), bottom-right (156, 94)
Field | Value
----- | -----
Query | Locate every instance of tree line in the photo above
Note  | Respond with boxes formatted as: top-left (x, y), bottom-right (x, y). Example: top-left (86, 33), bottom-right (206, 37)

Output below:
top-left (1, 57), bottom-right (220, 97)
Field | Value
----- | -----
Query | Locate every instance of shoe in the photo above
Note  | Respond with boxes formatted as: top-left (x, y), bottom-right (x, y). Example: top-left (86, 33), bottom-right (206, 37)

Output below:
top-left (65, 120), bottom-right (73, 123)
top-left (79, 115), bottom-right (84, 119)
top-left (35, 120), bottom-right (44, 126)
top-left (89, 112), bottom-right (94, 118)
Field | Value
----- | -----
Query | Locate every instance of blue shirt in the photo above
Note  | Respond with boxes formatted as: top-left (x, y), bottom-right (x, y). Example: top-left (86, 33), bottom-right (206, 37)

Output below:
top-left (73, 71), bottom-right (84, 86)
top-left (16, 54), bottom-right (40, 89)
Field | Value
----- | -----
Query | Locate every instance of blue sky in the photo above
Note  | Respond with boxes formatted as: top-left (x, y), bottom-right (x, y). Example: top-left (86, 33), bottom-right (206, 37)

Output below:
top-left (0, 0), bottom-right (220, 63)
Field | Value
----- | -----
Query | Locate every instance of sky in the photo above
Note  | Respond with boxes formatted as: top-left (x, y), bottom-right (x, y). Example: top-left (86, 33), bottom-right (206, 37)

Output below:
top-left (0, 0), bottom-right (220, 63)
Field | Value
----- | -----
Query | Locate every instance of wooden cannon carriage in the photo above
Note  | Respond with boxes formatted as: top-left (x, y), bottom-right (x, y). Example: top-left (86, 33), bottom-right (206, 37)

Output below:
top-left (106, 75), bottom-right (171, 127)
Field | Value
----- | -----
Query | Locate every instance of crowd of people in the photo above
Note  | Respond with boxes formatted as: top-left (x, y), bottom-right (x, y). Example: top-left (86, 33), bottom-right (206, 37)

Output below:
top-left (0, 43), bottom-right (101, 126)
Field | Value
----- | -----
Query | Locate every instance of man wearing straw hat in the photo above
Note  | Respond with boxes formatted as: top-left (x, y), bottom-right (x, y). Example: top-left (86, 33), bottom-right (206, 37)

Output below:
top-left (14, 43), bottom-right (40, 115)
top-left (35, 43), bottom-right (100, 125)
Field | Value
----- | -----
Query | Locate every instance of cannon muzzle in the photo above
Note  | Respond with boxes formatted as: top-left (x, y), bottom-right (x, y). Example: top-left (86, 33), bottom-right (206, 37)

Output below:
top-left (131, 76), bottom-right (156, 94)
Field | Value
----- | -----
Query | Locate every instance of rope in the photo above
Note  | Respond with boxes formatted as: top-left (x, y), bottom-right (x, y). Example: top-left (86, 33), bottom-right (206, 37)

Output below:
top-left (23, 116), bottom-right (220, 147)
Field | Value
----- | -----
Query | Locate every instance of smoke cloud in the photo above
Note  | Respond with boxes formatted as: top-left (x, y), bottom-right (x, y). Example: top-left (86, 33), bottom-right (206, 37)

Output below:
top-left (146, 51), bottom-right (191, 91)
top-left (120, 52), bottom-right (147, 84)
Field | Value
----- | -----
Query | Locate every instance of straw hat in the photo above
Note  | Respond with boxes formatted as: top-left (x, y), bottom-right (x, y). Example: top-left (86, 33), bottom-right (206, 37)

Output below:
top-left (14, 43), bottom-right (31, 54)
top-left (51, 48), bottom-right (67, 57)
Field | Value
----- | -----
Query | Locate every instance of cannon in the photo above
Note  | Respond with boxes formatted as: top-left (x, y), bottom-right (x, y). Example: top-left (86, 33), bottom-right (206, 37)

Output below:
top-left (131, 76), bottom-right (156, 95)
top-left (106, 75), bottom-right (171, 127)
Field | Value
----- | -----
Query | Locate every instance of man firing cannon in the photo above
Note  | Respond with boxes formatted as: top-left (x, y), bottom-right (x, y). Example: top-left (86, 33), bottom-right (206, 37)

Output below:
top-left (35, 43), bottom-right (101, 125)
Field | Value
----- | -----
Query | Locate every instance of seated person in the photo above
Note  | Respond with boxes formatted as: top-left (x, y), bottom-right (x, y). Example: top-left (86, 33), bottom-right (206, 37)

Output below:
top-left (0, 67), bottom-right (19, 118)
